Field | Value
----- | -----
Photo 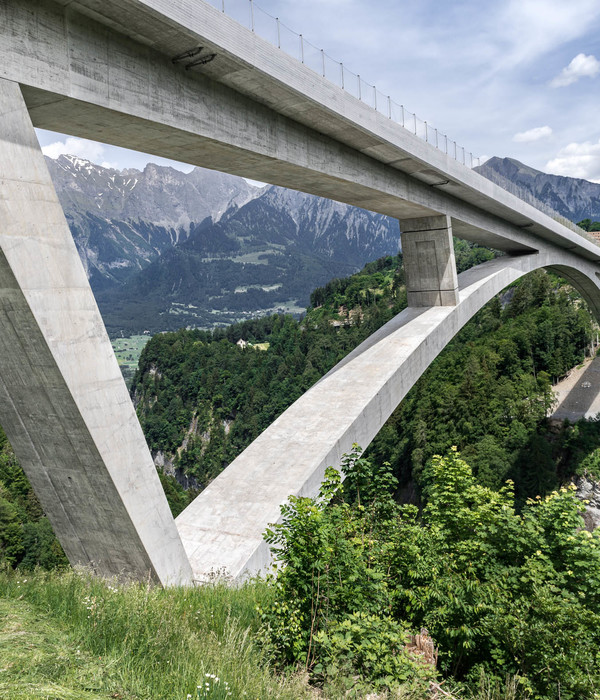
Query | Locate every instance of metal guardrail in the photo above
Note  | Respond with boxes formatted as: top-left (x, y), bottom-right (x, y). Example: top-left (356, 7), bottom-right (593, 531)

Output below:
top-left (200, 0), bottom-right (595, 243)
top-left (204, 0), bottom-right (480, 168)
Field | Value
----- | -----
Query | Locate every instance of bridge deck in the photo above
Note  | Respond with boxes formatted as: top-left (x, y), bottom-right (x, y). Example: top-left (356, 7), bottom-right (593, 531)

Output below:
top-left (3, 0), bottom-right (600, 260)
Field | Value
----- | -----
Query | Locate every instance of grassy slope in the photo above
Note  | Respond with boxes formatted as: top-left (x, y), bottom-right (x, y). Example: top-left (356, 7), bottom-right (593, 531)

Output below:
top-left (0, 569), bottom-right (313, 700)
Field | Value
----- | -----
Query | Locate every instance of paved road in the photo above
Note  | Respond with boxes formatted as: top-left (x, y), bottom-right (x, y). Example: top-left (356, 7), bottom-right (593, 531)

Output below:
top-left (552, 354), bottom-right (600, 421)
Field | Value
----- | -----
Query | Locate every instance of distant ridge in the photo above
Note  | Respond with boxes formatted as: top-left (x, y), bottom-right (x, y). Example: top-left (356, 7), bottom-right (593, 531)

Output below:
top-left (46, 155), bottom-right (257, 291)
top-left (95, 182), bottom-right (400, 335)
top-left (475, 156), bottom-right (600, 224)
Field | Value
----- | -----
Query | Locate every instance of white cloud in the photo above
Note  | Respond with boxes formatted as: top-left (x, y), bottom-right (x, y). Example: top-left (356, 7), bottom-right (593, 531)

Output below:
top-left (490, 0), bottom-right (600, 72)
top-left (513, 125), bottom-right (553, 143)
top-left (546, 139), bottom-right (600, 182)
top-left (41, 136), bottom-right (107, 163)
top-left (551, 53), bottom-right (600, 87)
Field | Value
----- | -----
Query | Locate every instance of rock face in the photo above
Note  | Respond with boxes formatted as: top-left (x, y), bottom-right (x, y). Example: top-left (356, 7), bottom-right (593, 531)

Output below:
top-left (575, 476), bottom-right (600, 531)
top-left (46, 155), bottom-right (256, 291)
top-left (93, 182), bottom-right (400, 334)
top-left (475, 156), bottom-right (600, 224)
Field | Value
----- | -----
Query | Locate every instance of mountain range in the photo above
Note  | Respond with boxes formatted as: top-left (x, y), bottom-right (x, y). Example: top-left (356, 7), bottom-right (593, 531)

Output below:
top-left (46, 153), bottom-right (598, 335)
top-left (46, 155), bottom-right (256, 292)
top-left (47, 155), bottom-right (400, 334)
top-left (475, 156), bottom-right (600, 223)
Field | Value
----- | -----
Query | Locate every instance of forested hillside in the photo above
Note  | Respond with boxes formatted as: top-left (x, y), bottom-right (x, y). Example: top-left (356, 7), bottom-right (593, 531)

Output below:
top-left (133, 241), bottom-right (599, 504)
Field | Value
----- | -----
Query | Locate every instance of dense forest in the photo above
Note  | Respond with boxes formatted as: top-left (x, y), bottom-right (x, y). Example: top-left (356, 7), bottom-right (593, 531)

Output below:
top-left (0, 429), bottom-right (66, 571)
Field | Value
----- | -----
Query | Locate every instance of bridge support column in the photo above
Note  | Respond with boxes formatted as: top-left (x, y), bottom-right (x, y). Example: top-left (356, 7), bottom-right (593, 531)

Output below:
top-left (0, 78), bottom-right (192, 585)
top-left (400, 215), bottom-right (459, 306)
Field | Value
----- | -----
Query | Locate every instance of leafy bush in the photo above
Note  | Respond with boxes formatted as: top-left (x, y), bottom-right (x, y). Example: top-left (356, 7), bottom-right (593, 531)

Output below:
top-left (261, 447), bottom-right (600, 698)
top-left (314, 612), bottom-right (432, 693)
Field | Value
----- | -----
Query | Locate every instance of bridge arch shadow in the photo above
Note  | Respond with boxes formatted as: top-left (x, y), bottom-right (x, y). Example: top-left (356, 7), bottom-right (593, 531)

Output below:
top-left (176, 250), bottom-right (600, 582)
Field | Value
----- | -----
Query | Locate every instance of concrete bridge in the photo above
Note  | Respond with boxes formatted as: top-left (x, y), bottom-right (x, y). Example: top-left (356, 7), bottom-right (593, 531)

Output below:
top-left (2, 0), bottom-right (600, 585)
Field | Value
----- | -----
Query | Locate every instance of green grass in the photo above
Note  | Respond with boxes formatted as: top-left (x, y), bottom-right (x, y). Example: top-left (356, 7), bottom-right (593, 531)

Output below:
top-left (111, 335), bottom-right (151, 370)
top-left (0, 596), bottom-right (115, 699)
top-left (0, 569), bottom-right (313, 700)
top-left (111, 335), bottom-right (152, 387)
top-left (0, 569), bottom-right (529, 699)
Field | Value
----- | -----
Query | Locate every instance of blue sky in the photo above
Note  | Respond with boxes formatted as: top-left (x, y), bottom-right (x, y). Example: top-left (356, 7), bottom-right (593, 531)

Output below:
top-left (36, 0), bottom-right (600, 181)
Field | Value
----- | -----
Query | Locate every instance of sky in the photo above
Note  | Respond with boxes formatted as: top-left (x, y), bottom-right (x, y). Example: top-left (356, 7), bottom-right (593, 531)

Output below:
top-left (36, 0), bottom-right (600, 182)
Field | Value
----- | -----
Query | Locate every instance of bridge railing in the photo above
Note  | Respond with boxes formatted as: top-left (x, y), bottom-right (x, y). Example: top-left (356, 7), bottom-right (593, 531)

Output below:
top-left (202, 0), bottom-right (597, 245)
top-left (204, 0), bottom-right (481, 169)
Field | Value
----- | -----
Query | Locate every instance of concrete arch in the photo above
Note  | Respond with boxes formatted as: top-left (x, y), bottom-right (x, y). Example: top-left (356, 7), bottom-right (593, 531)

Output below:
top-left (176, 250), bottom-right (600, 582)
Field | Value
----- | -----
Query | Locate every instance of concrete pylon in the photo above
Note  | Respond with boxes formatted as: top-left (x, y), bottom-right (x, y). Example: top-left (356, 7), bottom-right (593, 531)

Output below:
top-left (0, 78), bottom-right (192, 585)
top-left (400, 215), bottom-right (459, 306)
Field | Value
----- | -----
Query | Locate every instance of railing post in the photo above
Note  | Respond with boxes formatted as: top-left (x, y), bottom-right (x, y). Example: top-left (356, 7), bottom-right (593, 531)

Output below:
top-left (358, 75), bottom-right (361, 100)
top-left (425, 121), bottom-right (428, 141)
top-left (321, 49), bottom-right (325, 77)
top-left (276, 18), bottom-right (280, 48)
top-left (340, 63), bottom-right (344, 89)
top-left (249, 0), bottom-right (254, 31)
top-left (388, 95), bottom-right (391, 119)
top-left (300, 34), bottom-right (304, 63)
top-left (373, 86), bottom-right (377, 111)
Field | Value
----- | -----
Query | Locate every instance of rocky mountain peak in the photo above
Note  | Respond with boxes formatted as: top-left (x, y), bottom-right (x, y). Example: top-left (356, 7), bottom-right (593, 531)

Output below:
top-left (476, 156), bottom-right (600, 222)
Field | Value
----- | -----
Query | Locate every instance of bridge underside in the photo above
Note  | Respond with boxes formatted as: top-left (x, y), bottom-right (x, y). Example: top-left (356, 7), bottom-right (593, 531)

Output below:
top-left (1, 0), bottom-right (600, 583)
top-left (3, 0), bottom-right (600, 264)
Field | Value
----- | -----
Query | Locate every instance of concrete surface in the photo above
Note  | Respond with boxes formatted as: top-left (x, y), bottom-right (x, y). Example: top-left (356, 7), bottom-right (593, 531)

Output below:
top-left (1, 0), bottom-right (600, 262)
top-left (400, 215), bottom-right (459, 306)
top-left (0, 78), bottom-right (192, 585)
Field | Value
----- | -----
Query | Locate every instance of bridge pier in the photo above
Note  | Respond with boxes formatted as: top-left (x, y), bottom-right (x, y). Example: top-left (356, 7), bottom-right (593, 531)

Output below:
top-left (400, 215), bottom-right (459, 306)
top-left (0, 78), bottom-right (192, 585)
